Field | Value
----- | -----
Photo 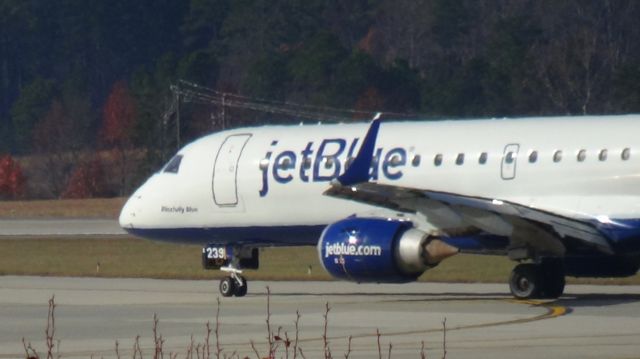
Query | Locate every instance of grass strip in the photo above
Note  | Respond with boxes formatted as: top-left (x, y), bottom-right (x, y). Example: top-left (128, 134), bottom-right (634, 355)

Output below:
top-left (2, 236), bottom-right (640, 285)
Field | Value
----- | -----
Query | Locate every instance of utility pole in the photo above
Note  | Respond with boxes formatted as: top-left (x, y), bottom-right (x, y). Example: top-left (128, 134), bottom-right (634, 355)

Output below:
top-left (175, 91), bottom-right (181, 150)
top-left (221, 93), bottom-right (226, 130)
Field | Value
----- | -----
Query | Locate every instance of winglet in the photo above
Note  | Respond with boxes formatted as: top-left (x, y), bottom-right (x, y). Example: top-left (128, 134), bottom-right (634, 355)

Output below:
top-left (334, 114), bottom-right (382, 186)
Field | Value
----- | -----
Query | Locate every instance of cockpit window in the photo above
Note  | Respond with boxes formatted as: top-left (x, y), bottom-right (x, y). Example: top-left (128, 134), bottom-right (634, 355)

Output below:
top-left (163, 155), bottom-right (183, 173)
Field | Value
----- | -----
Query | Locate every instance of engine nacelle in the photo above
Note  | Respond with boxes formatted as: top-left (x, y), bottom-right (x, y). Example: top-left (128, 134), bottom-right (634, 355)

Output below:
top-left (318, 217), bottom-right (458, 283)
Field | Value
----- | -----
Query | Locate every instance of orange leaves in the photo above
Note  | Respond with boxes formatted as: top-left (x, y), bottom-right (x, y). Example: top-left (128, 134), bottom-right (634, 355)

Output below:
top-left (101, 80), bottom-right (137, 148)
top-left (0, 155), bottom-right (26, 199)
top-left (62, 157), bottom-right (108, 199)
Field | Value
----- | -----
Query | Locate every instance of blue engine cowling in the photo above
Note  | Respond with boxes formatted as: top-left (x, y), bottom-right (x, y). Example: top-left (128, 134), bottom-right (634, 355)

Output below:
top-left (318, 217), bottom-right (432, 283)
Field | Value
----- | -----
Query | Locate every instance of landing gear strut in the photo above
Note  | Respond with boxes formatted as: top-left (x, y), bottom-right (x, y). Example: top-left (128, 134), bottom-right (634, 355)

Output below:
top-left (203, 244), bottom-right (258, 298)
top-left (219, 266), bottom-right (248, 297)
top-left (509, 258), bottom-right (565, 299)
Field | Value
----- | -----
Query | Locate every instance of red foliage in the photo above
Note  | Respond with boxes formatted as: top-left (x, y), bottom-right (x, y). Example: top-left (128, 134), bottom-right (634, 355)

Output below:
top-left (0, 155), bottom-right (26, 199)
top-left (62, 158), bottom-right (108, 199)
top-left (100, 80), bottom-right (136, 148)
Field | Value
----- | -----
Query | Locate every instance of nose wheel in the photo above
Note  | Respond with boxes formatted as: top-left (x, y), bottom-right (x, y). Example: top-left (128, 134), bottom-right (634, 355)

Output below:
top-left (220, 266), bottom-right (248, 297)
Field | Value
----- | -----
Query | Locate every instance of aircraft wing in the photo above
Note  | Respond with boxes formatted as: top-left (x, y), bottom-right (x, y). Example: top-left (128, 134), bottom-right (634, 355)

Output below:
top-left (324, 118), bottom-right (614, 255)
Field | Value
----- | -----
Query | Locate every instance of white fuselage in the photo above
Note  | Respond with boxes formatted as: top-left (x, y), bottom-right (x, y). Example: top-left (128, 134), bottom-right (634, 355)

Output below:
top-left (119, 115), bottom-right (640, 245)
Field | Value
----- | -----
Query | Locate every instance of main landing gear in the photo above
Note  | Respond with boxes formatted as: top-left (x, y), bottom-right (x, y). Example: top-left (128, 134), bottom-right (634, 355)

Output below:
top-left (219, 266), bottom-right (248, 297)
top-left (509, 258), bottom-right (565, 299)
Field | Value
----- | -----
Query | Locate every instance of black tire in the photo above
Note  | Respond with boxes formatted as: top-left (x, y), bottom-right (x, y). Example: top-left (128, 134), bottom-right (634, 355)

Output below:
top-left (541, 274), bottom-right (565, 299)
top-left (219, 277), bottom-right (235, 297)
top-left (234, 276), bottom-right (248, 297)
top-left (509, 263), bottom-right (539, 299)
top-left (539, 259), bottom-right (565, 299)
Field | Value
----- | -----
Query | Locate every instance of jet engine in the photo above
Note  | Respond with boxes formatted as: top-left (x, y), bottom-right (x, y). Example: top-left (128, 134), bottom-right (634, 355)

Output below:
top-left (318, 217), bottom-right (459, 283)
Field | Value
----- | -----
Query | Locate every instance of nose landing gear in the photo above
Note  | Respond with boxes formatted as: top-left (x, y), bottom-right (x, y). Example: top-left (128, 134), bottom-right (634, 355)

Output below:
top-left (220, 266), bottom-right (248, 297)
top-left (203, 244), bottom-right (258, 298)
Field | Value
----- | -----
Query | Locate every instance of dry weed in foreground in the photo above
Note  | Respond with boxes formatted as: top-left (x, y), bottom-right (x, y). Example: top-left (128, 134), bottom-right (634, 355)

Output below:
top-left (22, 290), bottom-right (448, 358)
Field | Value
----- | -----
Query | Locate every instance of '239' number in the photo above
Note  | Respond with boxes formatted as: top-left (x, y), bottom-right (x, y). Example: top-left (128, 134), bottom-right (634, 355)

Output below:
top-left (206, 247), bottom-right (227, 260)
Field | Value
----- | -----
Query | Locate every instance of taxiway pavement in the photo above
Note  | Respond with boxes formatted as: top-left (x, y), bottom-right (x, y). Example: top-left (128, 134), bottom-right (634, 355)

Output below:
top-left (0, 219), bottom-right (124, 236)
top-left (1, 276), bottom-right (640, 358)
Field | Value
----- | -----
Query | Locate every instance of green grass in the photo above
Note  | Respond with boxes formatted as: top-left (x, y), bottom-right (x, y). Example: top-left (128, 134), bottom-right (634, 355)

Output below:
top-left (0, 236), bottom-right (330, 280)
top-left (3, 236), bottom-right (640, 285)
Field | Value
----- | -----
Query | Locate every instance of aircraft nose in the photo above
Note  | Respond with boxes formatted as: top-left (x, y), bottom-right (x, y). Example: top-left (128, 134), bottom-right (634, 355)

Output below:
top-left (119, 195), bottom-right (139, 230)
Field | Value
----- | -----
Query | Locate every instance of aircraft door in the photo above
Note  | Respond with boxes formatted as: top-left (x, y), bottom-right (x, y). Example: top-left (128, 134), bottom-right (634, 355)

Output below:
top-left (212, 134), bottom-right (252, 206)
top-left (501, 143), bottom-right (519, 180)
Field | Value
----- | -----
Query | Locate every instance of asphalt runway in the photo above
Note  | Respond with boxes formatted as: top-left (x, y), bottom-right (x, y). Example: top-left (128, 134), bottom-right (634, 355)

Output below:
top-left (0, 219), bottom-right (124, 236)
top-left (1, 277), bottom-right (640, 358)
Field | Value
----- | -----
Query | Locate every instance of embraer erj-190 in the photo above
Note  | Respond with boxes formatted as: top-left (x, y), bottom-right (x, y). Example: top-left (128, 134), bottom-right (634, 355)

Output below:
top-left (119, 114), bottom-right (640, 299)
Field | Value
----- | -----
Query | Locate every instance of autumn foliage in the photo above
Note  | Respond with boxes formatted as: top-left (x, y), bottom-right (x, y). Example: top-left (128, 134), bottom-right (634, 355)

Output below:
top-left (0, 155), bottom-right (26, 199)
top-left (100, 80), bottom-right (136, 148)
top-left (100, 80), bottom-right (137, 196)
top-left (62, 158), bottom-right (108, 199)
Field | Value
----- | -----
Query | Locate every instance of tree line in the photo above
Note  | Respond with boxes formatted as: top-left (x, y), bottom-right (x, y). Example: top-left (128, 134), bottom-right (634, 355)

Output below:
top-left (0, 0), bottom-right (639, 199)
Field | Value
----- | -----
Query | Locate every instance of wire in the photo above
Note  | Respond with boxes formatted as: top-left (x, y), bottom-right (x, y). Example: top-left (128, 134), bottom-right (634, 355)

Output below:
top-left (172, 80), bottom-right (420, 122)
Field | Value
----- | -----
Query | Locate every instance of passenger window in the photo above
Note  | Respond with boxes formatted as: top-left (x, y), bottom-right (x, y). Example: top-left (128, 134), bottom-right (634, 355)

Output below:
top-left (528, 151), bottom-right (538, 163)
top-left (505, 152), bottom-right (515, 164)
top-left (622, 148), bottom-right (631, 161)
top-left (279, 157), bottom-right (293, 169)
top-left (456, 153), bottom-right (464, 165)
top-left (302, 157), bottom-right (312, 169)
top-left (163, 155), bottom-right (183, 173)
top-left (411, 154), bottom-right (421, 167)
top-left (478, 152), bottom-right (487, 164)
top-left (389, 154), bottom-right (402, 166)
top-left (577, 149), bottom-right (586, 162)
top-left (434, 154), bottom-right (443, 166)
top-left (599, 149), bottom-right (608, 161)
top-left (553, 150), bottom-right (562, 163)
top-left (259, 158), bottom-right (269, 170)
top-left (324, 157), bottom-right (334, 169)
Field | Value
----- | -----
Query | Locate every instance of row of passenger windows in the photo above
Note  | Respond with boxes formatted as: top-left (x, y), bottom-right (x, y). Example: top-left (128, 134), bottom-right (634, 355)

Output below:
top-left (433, 147), bottom-right (632, 166)
top-left (264, 147), bottom-right (632, 170)
top-left (162, 146), bottom-right (633, 174)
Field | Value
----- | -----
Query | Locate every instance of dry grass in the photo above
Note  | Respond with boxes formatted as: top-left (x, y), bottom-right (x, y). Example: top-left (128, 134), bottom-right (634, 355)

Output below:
top-left (23, 290), bottom-right (450, 359)
top-left (0, 198), bottom-right (126, 219)
top-left (2, 236), bottom-right (640, 285)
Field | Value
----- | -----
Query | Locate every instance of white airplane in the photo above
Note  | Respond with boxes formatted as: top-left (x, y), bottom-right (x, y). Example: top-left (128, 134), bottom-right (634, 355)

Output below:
top-left (119, 114), bottom-right (640, 299)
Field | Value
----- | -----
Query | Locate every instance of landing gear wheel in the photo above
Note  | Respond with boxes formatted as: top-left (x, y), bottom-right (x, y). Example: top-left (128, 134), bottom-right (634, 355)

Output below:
top-left (219, 277), bottom-right (236, 297)
top-left (541, 275), bottom-right (565, 299)
top-left (539, 259), bottom-right (565, 299)
top-left (234, 276), bottom-right (248, 297)
top-left (509, 263), bottom-right (539, 299)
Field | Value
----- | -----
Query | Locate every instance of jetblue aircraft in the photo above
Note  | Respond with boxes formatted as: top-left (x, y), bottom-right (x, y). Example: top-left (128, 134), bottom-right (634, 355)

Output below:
top-left (119, 114), bottom-right (640, 299)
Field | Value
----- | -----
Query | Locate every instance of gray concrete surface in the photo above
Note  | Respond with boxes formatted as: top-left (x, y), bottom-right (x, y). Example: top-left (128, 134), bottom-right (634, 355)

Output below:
top-left (1, 276), bottom-right (640, 358)
top-left (0, 219), bottom-right (125, 236)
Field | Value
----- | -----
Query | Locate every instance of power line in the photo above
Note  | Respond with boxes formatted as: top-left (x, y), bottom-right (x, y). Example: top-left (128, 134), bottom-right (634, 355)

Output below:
top-left (165, 80), bottom-right (422, 151)
top-left (171, 80), bottom-right (419, 123)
